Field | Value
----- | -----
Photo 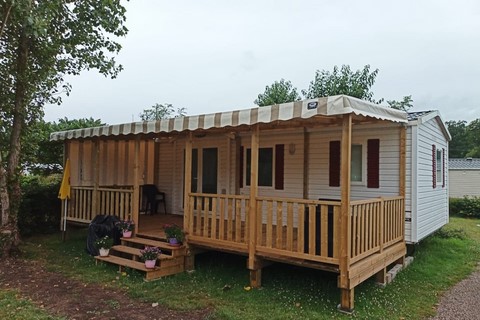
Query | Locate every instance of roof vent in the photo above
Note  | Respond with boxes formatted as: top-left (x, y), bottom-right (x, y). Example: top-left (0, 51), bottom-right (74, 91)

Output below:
top-left (466, 157), bottom-right (473, 161)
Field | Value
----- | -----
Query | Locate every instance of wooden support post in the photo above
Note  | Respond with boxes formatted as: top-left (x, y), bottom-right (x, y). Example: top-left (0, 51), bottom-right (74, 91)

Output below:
top-left (339, 288), bottom-right (354, 314)
top-left (184, 133), bottom-right (193, 236)
top-left (132, 136), bottom-right (140, 234)
top-left (375, 267), bottom-right (387, 287)
top-left (339, 114), bottom-right (353, 311)
top-left (248, 125), bottom-right (260, 287)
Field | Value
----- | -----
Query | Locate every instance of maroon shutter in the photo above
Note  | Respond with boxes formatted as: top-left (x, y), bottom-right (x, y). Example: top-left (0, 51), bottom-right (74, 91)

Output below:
top-left (239, 146), bottom-right (244, 188)
top-left (442, 148), bottom-right (446, 188)
top-left (275, 144), bottom-right (284, 190)
top-left (367, 139), bottom-right (380, 188)
top-left (329, 141), bottom-right (341, 187)
top-left (432, 145), bottom-right (436, 188)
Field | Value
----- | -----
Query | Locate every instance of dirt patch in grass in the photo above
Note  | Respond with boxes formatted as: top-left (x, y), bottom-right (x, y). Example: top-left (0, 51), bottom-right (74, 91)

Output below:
top-left (0, 257), bottom-right (211, 320)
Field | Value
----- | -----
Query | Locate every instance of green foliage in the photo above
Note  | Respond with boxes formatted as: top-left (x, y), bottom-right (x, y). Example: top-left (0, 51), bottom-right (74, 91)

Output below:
top-left (94, 235), bottom-right (113, 249)
top-left (446, 119), bottom-right (480, 158)
top-left (449, 196), bottom-right (480, 218)
top-left (434, 227), bottom-right (467, 240)
top-left (139, 103), bottom-right (187, 121)
top-left (254, 78), bottom-right (301, 106)
top-left (302, 64), bottom-right (381, 103)
top-left (27, 117), bottom-right (104, 175)
top-left (386, 95), bottom-right (413, 112)
top-left (19, 174), bottom-right (61, 236)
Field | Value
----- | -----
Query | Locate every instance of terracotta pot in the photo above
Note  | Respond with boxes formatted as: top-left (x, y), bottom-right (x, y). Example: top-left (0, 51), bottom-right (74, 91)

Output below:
top-left (123, 230), bottom-right (132, 238)
top-left (144, 259), bottom-right (156, 269)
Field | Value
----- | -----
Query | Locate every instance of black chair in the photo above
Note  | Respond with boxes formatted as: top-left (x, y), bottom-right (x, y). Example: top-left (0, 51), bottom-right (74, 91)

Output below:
top-left (141, 184), bottom-right (167, 214)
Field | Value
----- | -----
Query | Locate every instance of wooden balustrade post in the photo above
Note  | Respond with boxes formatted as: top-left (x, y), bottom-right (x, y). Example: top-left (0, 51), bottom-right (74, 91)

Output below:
top-left (248, 125), bottom-right (261, 287)
top-left (339, 114), bottom-right (353, 313)
top-left (379, 197), bottom-right (384, 253)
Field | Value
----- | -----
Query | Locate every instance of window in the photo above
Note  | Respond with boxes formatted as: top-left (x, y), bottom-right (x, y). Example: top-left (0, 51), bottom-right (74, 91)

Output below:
top-left (246, 147), bottom-right (273, 187)
top-left (351, 144), bottom-right (363, 182)
top-left (329, 139), bottom-right (380, 188)
top-left (436, 149), bottom-right (443, 184)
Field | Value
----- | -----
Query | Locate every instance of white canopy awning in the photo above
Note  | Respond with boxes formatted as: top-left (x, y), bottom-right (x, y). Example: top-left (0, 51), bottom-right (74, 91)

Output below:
top-left (50, 95), bottom-right (407, 141)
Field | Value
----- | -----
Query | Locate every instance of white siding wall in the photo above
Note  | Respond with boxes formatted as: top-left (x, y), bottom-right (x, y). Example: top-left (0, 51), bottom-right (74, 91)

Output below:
top-left (405, 126), bottom-right (414, 242)
top-left (412, 118), bottom-right (449, 242)
top-left (239, 129), bottom-right (305, 199)
top-left (449, 170), bottom-right (480, 197)
top-left (308, 123), bottom-right (402, 200)
top-left (158, 122), bottom-right (405, 218)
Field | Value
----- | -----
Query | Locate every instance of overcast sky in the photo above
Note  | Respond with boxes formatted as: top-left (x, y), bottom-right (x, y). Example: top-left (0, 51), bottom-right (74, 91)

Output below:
top-left (44, 0), bottom-right (480, 125)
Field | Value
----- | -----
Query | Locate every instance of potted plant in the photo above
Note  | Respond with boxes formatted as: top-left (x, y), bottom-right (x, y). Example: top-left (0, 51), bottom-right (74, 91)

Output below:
top-left (116, 219), bottom-right (134, 238)
top-left (139, 246), bottom-right (161, 269)
top-left (94, 235), bottom-right (113, 257)
top-left (163, 224), bottom-right (185, 246)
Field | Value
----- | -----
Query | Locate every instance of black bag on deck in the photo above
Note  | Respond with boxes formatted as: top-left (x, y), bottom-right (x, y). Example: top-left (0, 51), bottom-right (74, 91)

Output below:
top-left (86, 214), bottom-right (122, 256)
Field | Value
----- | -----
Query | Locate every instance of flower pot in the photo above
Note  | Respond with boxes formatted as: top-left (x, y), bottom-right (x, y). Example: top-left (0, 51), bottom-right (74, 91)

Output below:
top-left (99, 248), bottom-right (110, 257)
top-left (123, 230), bottom-right (132, 238)
top-left (168, 238), bottom-right (181, 247)
top-left (144, 259), bottom-right (156, 269)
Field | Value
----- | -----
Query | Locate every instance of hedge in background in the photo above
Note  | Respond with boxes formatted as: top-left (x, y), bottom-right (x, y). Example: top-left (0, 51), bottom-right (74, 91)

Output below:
top-left (449, 196), bottom-right (480, 218)
top-left (19, 175), bottom-right (62, 236)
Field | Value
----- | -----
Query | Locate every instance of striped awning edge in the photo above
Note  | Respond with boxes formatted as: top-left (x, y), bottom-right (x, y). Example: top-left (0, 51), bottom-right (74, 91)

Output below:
top-left (50, 95), bottom-right (407, 141)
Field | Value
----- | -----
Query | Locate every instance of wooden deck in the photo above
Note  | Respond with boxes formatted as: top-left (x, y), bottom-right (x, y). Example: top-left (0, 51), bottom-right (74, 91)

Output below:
top-left (137, 213), bottom-right (183, 239)
top-left (65, 186), bottom-right (406, 312)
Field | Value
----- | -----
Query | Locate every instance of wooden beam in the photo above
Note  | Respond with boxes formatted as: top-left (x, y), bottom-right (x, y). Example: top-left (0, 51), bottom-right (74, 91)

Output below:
top-left (339, 114), bottom-right (352, 292)
top-left (132, 136), bottom-right (140, 233)
top-left (248, 126), bottom-right (259, 279)
top-left (184, 133), bottom-right (193, 236)
top-left (303, 128), bottom-right (309, 199)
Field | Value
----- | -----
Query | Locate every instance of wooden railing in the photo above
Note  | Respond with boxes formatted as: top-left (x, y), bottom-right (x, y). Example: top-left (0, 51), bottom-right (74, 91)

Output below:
top-left (350, 196), bottom-right (404, 264)
top-left (189, 193), bottom-right (250, 247)
top-left (67, 186), bottom-right (134, 224)
top-left (255, 197), bottom-right (342, 265)
top-left (187, 194), bottom-right (404, 267)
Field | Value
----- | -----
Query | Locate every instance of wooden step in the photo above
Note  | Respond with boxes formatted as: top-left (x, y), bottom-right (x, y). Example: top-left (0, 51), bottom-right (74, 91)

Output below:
top-left (95, 254), bottom-right (185, 281)
top-left (111, 245), bottom-right (175, 260)
top-left (121, 237), bottom-right (186, 257)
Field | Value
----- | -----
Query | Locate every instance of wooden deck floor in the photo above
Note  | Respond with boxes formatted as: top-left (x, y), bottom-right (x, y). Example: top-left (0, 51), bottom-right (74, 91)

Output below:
top-left (137, 213), bottom-right (184, 239)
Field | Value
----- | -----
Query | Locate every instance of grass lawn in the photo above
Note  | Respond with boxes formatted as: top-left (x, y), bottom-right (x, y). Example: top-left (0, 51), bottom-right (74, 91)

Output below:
top-left (8, 216), bottom-right (480, 320)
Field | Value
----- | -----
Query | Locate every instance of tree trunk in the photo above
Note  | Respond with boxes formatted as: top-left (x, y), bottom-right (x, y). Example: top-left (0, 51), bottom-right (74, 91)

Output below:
top-left (1, 21), bottom-right (30, 256)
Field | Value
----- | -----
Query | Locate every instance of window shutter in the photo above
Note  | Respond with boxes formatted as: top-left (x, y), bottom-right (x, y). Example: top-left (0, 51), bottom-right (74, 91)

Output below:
top-left (329, 141), bottom-right (340, 187)
top-left (239, 146), bottom-right (244, 188)
top-left (275, 144), bottom-right (284, 190)
top-left (367, 139), bottom-right (380, 188)
top-left (442, 148), bottom-right (446, 188)
top-left (432, 145), bottom-right (436, 188)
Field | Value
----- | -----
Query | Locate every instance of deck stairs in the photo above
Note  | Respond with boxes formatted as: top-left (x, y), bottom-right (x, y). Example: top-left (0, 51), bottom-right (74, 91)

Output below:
top-left (95, 234), bottom-right (186, 281)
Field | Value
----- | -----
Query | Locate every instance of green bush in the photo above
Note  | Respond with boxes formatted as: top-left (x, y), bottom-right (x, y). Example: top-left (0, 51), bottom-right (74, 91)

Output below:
top-left (19, 174), bottom-right (62, 236)
top-left (449, 196), bottom-right (480, 218)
